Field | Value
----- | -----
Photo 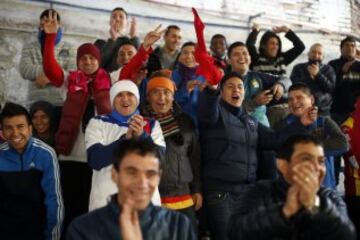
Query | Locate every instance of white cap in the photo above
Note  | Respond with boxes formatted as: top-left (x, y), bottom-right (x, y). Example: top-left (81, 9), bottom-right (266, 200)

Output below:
top-left (110, 80), bottom-right (140, 107)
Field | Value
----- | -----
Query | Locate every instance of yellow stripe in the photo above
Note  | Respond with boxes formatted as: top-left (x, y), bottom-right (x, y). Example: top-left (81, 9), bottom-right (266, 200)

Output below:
top-left (162, 198), bottom-right (194, 210)
top-left (342, 117), bottom-right (354, 128)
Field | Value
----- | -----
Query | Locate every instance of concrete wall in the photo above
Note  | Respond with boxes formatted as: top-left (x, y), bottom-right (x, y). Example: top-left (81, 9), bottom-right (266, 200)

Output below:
top-left (0, 0), bottom-right (359, 107)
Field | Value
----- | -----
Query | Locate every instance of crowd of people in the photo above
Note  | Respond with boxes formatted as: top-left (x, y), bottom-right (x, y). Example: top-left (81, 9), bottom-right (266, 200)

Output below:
top-left (0, 6), bottom-right (360, 240)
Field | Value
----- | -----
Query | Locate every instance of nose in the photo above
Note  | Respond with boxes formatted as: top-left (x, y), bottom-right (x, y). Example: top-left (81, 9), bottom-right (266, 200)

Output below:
top-left (137, 174), bottom-right (148, 188)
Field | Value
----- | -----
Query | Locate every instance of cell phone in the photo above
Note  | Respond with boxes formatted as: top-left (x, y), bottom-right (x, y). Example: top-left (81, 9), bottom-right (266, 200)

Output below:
top-left (266, 89), bottom-right (274, 96)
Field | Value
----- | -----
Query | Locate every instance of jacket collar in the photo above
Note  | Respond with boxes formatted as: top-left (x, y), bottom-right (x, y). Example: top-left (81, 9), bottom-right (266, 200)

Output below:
top-left (108, 194), bottom-right (155, 225)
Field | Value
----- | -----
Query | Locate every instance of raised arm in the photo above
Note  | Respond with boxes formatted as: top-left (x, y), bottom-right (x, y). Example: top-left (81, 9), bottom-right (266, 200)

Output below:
top-left (119, 25), bottom-right (165, 81)
top-left (192, 8), bottom-right (223, 85)
top-left (246, 24), bottom-right (260, 64)
top-left (273, 26), bottom-right (305, 65)
top-left (42, 10), bottom-right (65, 87)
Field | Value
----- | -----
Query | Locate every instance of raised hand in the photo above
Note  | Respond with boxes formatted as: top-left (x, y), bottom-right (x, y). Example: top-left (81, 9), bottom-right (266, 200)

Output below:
top-left (43, 10), bottom-right (59, 34)
top-left (186, 80), bottom-right (202, 93)
top-left (253, 89), bottom-right (274, 106)
top-left (272, 25), bottom-right (289, 33)
top-left (252, 23), bottom-right (260, 32)
top-left (142, 24), bottom-right (166, 50)
top-left (307, 63), bottom-right (320, 79)
top-left (272, 83), bottom-right (284, 100)
top-left (300, 106), bottom-right (318, 126)
top-left (126, 114), bottom-right (146, 139)
top-left (119, 199), bottom-right (143, 240)
top-left (282, 184), bottom-right (302, 219)
top-left (129, 17), bottom-right (137, 38)
top-left (292, 162), bottom-right (320, 211)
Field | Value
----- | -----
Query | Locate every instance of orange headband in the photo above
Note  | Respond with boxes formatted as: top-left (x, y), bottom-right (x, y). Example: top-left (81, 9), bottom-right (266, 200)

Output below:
top-left (146, 77), bottom-right (176, 94)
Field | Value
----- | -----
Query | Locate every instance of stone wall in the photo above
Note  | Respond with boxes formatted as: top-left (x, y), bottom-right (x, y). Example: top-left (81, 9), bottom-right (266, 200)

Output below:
top-left (0, 0), bottom-right (359, 107)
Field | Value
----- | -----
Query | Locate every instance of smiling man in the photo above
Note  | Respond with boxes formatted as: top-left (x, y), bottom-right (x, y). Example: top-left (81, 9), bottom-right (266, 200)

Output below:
top-left (0, 102), bottom-right (63, 240)
top-left (228, 134), bottom-right (355, 240)
top-left (275, 83), bottom-right (348, 189)
top-left (147, 25), bottom-right (182, 76)
top-left (85, 80), bottom-right (165, 211)
top-left (67, 138), bottom-right (195, 240)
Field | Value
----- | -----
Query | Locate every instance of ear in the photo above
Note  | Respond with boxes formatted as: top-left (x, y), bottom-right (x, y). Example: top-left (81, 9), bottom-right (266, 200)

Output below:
top-left (277, 158), bottom-right (289, 176)
top-left (310, 95), bottom-right (315, 105)
top-left (111, 167), bottom-right (119, 184)
top-left (29, 125), bottom-right (33, 136)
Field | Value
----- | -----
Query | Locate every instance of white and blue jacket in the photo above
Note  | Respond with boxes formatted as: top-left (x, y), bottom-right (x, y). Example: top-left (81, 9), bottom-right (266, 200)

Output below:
top-left (85, 110), bottom-right (166, 211)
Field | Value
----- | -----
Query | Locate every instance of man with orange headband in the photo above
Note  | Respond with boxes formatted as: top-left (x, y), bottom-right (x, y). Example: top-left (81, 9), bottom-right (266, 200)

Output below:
top-left (141, 70), bottom-right (202, 233)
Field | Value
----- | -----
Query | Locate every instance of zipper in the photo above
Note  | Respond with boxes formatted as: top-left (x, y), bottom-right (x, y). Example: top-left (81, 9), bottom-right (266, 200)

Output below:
top-left (20, 154), bottom-right (24, 171)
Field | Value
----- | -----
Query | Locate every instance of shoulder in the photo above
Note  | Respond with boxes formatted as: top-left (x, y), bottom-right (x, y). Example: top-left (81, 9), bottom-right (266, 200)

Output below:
top-left (68, 206), bottom-right (109, 234)
top-left (151, 206), bottom-right (191, 224)
top-left (31, 138), bottom-right (56, 159)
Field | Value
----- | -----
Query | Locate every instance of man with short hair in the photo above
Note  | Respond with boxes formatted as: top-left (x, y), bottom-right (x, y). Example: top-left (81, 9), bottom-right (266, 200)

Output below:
top-left (198, 72), bottom-right (312, 240)
top-left (66, 138), bottom-right (196, 240)
top-left (275, 83), bottom-right (348, 189)
top-left (228, 134), bottom-right (356, 240)
top-left (210, 34), bottom-right (228, 71)
top-left (94, 7), bottom-right (140, 73)
top-left (290, 43), bottom-right (336, 116)
top-left (19, 8), bottom-right (76, 121)
top-left (147, 25), bottom-right (182, 76)
top-left (0, 102), bottom-right (63, 240)
top-left (329, 36), bottom-right (360, 124)
top-left (142, 71), bottom-right (202, 231)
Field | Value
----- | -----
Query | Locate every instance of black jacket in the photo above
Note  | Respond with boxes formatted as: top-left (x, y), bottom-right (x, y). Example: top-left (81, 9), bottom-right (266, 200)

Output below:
top-left (146, 46), bottom-right (179, 77)
top-left (228, 178), bottom-right (356, 240)
top-left (66, 196), bottom-right (196, 240)
top-left (142, 105), bottom-right (201, 197)
top-left (198, 88), bottom-right (308, 192)
top-left (328, 57), bottom-right (360, 117)
top-left (290, 62), bottom-right (336, 116)
top-left (94, 36), bottom-right (140, 73)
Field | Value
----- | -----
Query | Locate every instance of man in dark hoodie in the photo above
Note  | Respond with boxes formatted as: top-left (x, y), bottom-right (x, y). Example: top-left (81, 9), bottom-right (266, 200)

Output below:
top-left (246, 24), bottom-right (305, 127)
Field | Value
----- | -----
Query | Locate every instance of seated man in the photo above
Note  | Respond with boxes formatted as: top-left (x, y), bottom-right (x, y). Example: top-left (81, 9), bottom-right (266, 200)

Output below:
top-left (0, 102), bottom-right (63, 240)
top-left (275, 83), bottom-right (348, 189)
top-left (66, 138), bottom-right (196, 240)
top-left (290, 43), bottom-right (336, 116)
top-left (228, 134), bottom-right (356, 240)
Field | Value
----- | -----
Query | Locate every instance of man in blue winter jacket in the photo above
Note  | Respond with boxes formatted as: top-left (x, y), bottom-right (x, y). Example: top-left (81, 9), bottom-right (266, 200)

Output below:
top-left (0, 102), bottom-right (63, 240)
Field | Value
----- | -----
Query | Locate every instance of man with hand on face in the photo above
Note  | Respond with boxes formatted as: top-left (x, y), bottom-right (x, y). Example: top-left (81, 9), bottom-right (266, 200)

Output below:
top-left (275, 83), bottom-right (348, 189)
top-left (290, 43), bottom-right (336, 116)
top-left (0, 102), bottom-right (63, 240)
top-left (141, 71), bottom-right (202, 232)
top-left (198, 72), bottom-right (312, 240)
top-left (228, 134), bottom-right (356, 240)
top-left (85, 80), bottom-right (165, 211)
top-left (95, 7), bottom-right (140, 73)
top-left (66, 138), bottom-right (196, 240)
